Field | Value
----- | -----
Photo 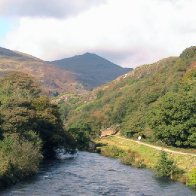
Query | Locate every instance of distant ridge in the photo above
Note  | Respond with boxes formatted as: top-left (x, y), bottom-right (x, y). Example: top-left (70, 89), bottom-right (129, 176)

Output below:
top-left (51, 52), bottom-right (132, 89)
top-left (0, 47), bottom-right (83, 96)
top-left (0, 47), bottom-right (24, 58)
top-left (0, 47), bottom-right (132, 94)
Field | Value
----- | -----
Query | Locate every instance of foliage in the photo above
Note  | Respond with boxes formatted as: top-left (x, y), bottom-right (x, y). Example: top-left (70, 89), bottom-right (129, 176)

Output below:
top-left (155, 152), bottom-right (181, 179)
top-left (58, 101), bottom-right (71, 122)
top-left (0, 95), bottom-right (75, 157)
top-left (187, 168), bottom-right (196, 187)
top-left (99, 136), bottom-right (194, 184)
top-left (0, 72), bottom-right (40, 104)
top-left (32, 96), bottom-right (76, 156)
top-left (121, 150), bottom-right (145, 168)
top-left (180, 46), bottom-right (196, 59)
top-left (100, 145), bottom-right (125, 158)
top-left (99, 135), bottom-right (196, 172)
top-left (64, 46), bottom-right (196, 148)
top-left (96, 90), bottom-right (104, 99)
top-left (0, 72), bottom-right (76, 186)
top-left (0, 134), bottom-right (42, 185)
top-left (148, 93), bottom-right (196, 147)
top-left (67, 121), bottom-right (92, 149)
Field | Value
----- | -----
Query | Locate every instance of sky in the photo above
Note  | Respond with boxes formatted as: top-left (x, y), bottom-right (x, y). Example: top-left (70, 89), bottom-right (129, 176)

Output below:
top-left (0, 0), bottom-right (196, 68)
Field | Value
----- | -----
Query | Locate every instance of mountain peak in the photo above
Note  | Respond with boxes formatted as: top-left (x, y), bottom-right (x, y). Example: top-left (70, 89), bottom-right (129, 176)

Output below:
top-left (51, 53), bottom-right (132, 89)
top-left (75, 52), bottom-right (101, 59)
top-left (83, 52), bottom-right (95, 56)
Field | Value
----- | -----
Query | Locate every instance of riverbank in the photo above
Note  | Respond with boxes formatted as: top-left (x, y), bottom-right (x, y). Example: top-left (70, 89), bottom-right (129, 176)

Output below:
top-left (95, 135), bottom-right (196, 186)
top-left (1, 151), bottom-right (195, 196)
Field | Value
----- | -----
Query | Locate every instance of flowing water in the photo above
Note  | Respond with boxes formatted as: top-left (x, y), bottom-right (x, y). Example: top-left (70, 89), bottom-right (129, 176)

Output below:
top-left (0, 152), bottom-right (195, 196)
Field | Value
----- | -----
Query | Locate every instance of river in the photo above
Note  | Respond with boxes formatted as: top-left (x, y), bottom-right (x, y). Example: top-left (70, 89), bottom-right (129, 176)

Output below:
top-left (0, 152), bottom-right (195, 196)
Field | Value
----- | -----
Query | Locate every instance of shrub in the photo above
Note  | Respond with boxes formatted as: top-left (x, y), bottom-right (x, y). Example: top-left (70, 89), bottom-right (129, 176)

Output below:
top-left (121, 150), bottom-right (145, 168)
top-left (187, 168), bottom-right (196, 187)
top-left (155, 152), bottom-right (181, 179)
top-left (100, 146), bottom-right (124, 158)
top-left (180, 46), bottom-right (196, 59)
top-left (0, 134), bottom-right (42, 185)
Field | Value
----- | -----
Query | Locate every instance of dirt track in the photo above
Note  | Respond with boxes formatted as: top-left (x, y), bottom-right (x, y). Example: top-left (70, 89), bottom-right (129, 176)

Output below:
top-left (115, 136), bottom-right (196, 157)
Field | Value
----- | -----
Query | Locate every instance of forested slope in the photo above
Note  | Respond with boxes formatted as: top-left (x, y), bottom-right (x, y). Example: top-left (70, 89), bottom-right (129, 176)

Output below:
top-left (64, 46), bottom-right (196, 148)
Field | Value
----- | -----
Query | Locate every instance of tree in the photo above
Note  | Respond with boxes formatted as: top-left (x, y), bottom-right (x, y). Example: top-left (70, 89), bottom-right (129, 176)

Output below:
top-left (1, 99), bottom-right (36, 135)
top-left (0, 72), bottom-right (76, 185)
top-left (67, 121), bottom-right (92, 149)
top-left (155, 152), bottom-right (179, 179)
top-left (0, 72), bottom-right (40, 104)
top-left (148, 92), bottom-right (196, 147)
top-left (0, 133), bottom-right (42, 185)
top-left (32, 96), bottom-right (76, 157)
top-left (0, 73), bottom-right (76, 158)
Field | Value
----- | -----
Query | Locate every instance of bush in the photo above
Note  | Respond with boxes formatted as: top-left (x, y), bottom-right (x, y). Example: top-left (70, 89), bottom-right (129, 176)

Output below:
top-left (155, 152), bottom-right (181, 179)
top-left (180, 46), bottom-right (196, 59)
top-left (121, 150), bottom-right (145, 168)
top-left (187, 168), bottom-right (196, 187)
top-left (67, 121), bottom-right (92, 150)
top-left (0, 134), bottom-right (42, 185)
top-left (100, 146), bottom-right (124, 158)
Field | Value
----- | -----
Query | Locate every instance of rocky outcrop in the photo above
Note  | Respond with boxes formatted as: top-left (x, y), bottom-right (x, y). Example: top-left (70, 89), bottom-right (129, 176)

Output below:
top-left (100, 126), bottom-right (119, 137)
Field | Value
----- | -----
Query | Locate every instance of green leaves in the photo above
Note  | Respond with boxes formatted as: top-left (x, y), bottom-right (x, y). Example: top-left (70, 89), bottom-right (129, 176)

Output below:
top-left (0, 72), bottom-right (78, 185)
top-left (58, 46), bottom-right (196, 150)
top-left (0, 73), bottom-right (40, 104)
top-left (180, 46), bottom-right (196, 59)
top-left (0, 73), bottom-right (76, 159)
top-left (187, 168), bottom-right (196, 186)
top-left (0, 134), bottom-right (42, 185)
top-left (149, 92), bottom-right (196, 147)
top-left (155, 152), bottom-right (182, 179)
top-left (67, 121), bottom-right (92, 149)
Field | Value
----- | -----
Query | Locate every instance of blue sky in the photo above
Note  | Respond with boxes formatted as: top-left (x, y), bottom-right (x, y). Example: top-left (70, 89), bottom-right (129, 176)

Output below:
top-left (0, 18), bottom-right (13, 42)
top-left (0, 0), bottom-right (196, 67)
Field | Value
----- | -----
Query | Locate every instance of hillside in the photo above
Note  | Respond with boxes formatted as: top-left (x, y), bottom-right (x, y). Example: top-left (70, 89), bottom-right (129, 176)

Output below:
top-left (64, 46), bottom-right (196, 149)
top-left (51, 53), bottom-right (131, 89)
top-left (0, 48), bottom-right (131, 95)
top-left (0, 47), bottom-right (86, 95)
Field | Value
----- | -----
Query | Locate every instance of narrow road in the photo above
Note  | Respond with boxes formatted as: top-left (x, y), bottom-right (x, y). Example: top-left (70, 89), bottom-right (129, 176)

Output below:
top-left (115, 136), bottom-right (196, 157)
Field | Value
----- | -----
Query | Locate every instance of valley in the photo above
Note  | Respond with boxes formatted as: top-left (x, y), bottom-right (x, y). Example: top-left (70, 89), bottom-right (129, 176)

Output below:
top-left (0, 46), bottom-right (195, 192)
top-left (0, 1), bottom-right (195, 195)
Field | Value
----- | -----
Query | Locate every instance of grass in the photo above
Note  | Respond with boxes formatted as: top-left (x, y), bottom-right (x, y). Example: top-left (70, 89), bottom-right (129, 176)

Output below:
top-left (95, 135), bottom-right (196, 185)
top-left (141, 139), bottom-right (196, 154)
top-left (96, 136), bottom-right (160, 168)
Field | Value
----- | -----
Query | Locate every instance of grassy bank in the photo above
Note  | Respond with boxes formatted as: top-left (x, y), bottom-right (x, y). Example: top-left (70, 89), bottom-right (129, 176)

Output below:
top-left (96, 135), bottom-right (196, 186)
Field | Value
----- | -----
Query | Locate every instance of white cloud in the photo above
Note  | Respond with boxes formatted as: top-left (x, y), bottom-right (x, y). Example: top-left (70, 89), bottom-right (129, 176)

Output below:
top-left (2, 0), bottom-right (196, 67)
top-left (0, 0), bottom-right (105, 18)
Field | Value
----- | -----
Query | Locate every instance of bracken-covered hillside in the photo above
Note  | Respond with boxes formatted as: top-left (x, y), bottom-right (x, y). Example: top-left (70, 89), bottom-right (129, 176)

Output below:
top-left (0, 47), bottom-right (86, 95)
